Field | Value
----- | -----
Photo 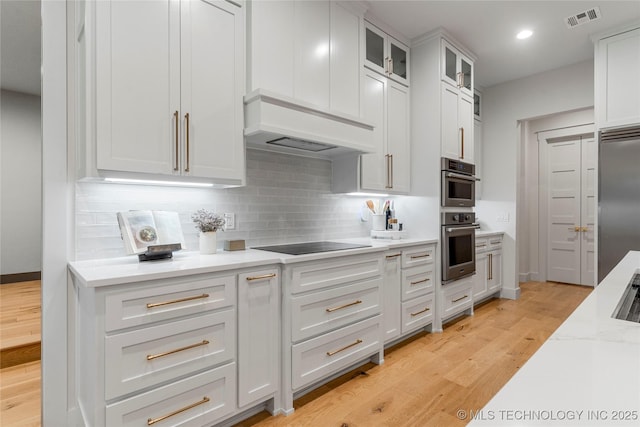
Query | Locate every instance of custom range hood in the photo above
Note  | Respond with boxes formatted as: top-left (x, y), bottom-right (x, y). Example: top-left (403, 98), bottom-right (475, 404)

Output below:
top-left (244, 89), bottom-right (376, 158)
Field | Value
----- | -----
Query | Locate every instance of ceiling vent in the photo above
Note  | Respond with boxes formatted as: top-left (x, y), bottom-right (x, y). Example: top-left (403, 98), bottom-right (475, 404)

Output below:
top-left (565, 7), bottom-right (602, 28)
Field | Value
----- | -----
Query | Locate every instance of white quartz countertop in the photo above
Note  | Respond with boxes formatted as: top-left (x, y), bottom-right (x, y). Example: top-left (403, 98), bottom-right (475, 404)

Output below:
top-left (476, 230), bottom-right (505, 238)
top-left (469, 251), bottom-right (640, 426)
top-left (69, 237), bottom-right (438, 287)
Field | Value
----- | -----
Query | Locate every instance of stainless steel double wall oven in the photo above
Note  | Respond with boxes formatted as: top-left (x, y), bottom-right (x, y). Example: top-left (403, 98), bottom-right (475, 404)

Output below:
top-left (441, 158), bottom-right (479, 283)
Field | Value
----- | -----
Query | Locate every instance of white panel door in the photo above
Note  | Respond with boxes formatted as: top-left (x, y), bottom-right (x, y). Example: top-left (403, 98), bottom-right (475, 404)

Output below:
top-left (95, 0), bottom-right (179, 175)
top-left (330, 2), bottom-right (361, 117)
top-left (580, 137), bottom-right (597, 286)
top-left (547, 138), bottom-right (581, 284)
top-left (294, 0), bottom-right (330, 108)
top-left (441, 84), bottom-right (460, 160)
top-left (181, 0), bottom-right (245, 180)
top-left (387, 80), bottom-right (410, 192)
top-left (360, 69), bottom-right (387, 191)
top-left (238, 269), bottom-right (279, 407)
top-left (382, 252), bottom-right (401, 343)
top-left (458, 94), bottom-right (474, 163)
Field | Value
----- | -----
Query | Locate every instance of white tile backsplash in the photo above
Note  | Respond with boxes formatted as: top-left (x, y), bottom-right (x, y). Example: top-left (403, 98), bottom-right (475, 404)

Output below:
top-left (75, 149), bottom-right (370, 260)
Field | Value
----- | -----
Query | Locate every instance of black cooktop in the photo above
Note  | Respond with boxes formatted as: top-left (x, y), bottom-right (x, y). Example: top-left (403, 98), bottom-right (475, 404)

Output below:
top-left (253, 241), bottom-right (371, 255)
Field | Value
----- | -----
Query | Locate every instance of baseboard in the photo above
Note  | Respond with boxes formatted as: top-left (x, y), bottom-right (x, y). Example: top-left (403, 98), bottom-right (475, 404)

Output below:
top-left (0, 271), bottom-right (41, 284)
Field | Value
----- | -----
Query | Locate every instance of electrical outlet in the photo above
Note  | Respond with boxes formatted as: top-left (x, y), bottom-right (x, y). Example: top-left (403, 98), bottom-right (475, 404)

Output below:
top-left (224, 213), bottom-right (235, 230)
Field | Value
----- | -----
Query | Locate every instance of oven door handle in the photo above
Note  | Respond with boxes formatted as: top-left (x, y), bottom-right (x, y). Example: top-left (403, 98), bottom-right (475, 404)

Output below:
top-left (445, 224), bottom-right (481, 232)
top-left (445, 171), bottom-right (481, 181)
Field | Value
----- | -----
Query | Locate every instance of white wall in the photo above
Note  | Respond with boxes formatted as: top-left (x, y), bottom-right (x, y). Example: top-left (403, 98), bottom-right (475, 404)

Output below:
top-left (0, 89), bottom-right (42, 276)
top-left (479, 59), bottom-right (594, 298)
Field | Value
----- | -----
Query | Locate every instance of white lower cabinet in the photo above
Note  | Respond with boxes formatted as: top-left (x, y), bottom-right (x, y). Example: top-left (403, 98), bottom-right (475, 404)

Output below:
top-left (282, 252), bottom-right (385, 413)
top-left (105, 363), bottom-right (236, 427)
top-left (383, 243), bottom-right (436, 344)
top-left (441, 276), bottom-right (474, 322)
top-left (238, 269), bottom-right (280, 409)
top-left (72, 266), bottom-right (281, 427)
top-left (472, 234), bottom-right (503, 303)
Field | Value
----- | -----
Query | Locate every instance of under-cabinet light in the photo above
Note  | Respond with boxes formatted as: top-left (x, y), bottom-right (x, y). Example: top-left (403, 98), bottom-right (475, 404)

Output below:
top-left (346, 192), bottom-right (390, 197)
top-left (104, 178), bottom-right (214, 188)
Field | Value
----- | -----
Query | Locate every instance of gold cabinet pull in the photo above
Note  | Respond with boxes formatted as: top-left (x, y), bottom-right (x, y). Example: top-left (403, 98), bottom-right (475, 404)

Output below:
top-left (147, 396), bottom-right (210, 425)
top-left (146, 293), bottom-right (209, 309)
top-left (246, 273), bottom-right (277, 281)
top-left (385, 154), bottom-right (392, 189)
top-left (184, 112), bottom-right (190, 172)
top-left (410, 253), bottom-right (430, 259)
top-left (385, 253), bottom-right (402, 259)
top-left (173, 110), bottom-right (179, 171)
top-left (488, 253), bottom-right (493, 280)
top-left (410, 307), bottom-right (430, 317)
top-left (326, 339), bottom-right (363, 357)
top-left (460, 127), bottom-right (465, 159)
top-left (476, 243), bottom-right (487, 248)
top-left (410, 278), bottom-right (430, 286)
top-left (146, 340), bottom-right (210, 361)
top-left (326, 300), bottom-right (362, 313)
top-left (452, 295), bottom-right (469, 303)
top-left (569, 226), bottom-right (581, 232)
top-left (389, 154), bottom-right (394, 188)
top-left (489, 239), bottom-right (501, 245)
top-left (389, 57), bottom-right (394, 76)
top-left (581, 226), bottom-right (588, 232)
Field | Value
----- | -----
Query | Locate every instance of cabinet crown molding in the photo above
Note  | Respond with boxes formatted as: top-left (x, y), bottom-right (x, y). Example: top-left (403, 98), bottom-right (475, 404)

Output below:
top-left (411, 27), bottom-right (477, 61)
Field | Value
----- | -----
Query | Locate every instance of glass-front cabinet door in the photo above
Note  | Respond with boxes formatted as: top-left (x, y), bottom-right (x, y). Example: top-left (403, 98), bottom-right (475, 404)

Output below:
top-left (441, 39), bottom-right (473, 97)
top-left (364, 21), bottom-right (410, 86)
top-left (365, 23), bottom-right (388, 77)
top-left (388, 36), bottom-right (409, 84)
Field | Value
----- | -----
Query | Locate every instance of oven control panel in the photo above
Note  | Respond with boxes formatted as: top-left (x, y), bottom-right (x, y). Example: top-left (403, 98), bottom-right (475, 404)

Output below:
top-left (442, 212), bottom-right (476, 225)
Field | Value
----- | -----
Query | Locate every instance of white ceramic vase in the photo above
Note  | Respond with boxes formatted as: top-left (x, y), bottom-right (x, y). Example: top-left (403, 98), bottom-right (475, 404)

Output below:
top-left (199, 231), bottom-right (217, 254)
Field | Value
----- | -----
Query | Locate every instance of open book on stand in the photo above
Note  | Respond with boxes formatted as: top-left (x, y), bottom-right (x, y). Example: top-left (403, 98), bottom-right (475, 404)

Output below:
top-left (117, 210), bottom-right (186, 258)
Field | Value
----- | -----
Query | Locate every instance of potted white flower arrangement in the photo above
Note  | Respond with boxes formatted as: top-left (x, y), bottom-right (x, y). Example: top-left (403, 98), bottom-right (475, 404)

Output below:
top-left (191, 209), bottom-right (225, 254)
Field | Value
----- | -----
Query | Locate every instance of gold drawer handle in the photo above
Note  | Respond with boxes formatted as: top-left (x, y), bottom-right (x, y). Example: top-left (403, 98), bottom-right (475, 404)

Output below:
top-left (246, 273), bottom-right (277, 281)
top-left (452, 295), bottom-right (469, 303)
top-left (147, 396), bottom-right (210, 425)
top-left (326, 300), bottom-right (362, 313)
top-left (490, 240), bottom-right (501, 244)
top-left (410, 278), bottom-right (430, 286)
top-left (410, 253), bottom-right (430, 259)
top-left (386, 253), bottom-right (402, 259)
top-left (146, 294), bottom-right (209, 309)
top-left (326, 339), bottom-right (363, 357)
top-left (146, 340), bottom-right (210, 361)
top-left (410, 307), bottom-right (431, 317)
top-left (476, 243), bottom-right (487, 248)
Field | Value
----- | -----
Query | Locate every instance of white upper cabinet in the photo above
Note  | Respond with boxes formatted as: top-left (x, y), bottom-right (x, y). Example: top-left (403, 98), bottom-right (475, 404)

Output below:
top-left (594, 26), bottom-right (640, 129)
top-left (441, 84), bottom-right (474, 163)
top-left (364, 21), bottom-right (410, 86)
top-left (92, 0), bottom-right (245, 184)
top-left (441, 39), bottom-right (473, 98)
top-left (247, 0), bottom-right (363, 118)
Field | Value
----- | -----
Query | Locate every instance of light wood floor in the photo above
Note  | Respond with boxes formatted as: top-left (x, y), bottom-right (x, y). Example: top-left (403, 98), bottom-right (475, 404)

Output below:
top-left (237, 281), bottom-right (592, 427)
top-left (0, 281), bottom-right (591, 427)
top-left (1, 280), bottom-right (42, 427)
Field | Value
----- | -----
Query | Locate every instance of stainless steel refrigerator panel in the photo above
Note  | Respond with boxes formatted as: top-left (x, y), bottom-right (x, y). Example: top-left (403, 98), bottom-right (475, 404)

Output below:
top-left (598, 133), bottom-right (640, 282)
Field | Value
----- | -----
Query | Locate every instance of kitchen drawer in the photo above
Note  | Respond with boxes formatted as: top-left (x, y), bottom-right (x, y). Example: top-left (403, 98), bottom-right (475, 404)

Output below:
top-left (104, 274), bottom-right (235, 332)
top-left (487, 236), bottom-right (503, 251)
top-left (475, 237), bottom-right (489, 253)
top-left (291, 315), bottom-right (382, 390)
top-left (290, 254), bottom-right (383, 295)
top-left (291, 277), bottom-right (381, 342)
top-left (442, 278), bottom-right (473, 320)
top-left (401, 294), bottom-right (434, 335)
top-left (401, 264), bottom-right (434, 301)
top-left (401, 245), bottom-right (435, 269)
top-left (105, 309), bottom-right (235, 399)
top-left (106, 362), bottom-right (235, 427)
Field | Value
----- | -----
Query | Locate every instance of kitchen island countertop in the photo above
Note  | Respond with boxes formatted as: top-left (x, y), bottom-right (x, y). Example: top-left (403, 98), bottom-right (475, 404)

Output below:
top-left (469, 251), bottom-right (640, 426)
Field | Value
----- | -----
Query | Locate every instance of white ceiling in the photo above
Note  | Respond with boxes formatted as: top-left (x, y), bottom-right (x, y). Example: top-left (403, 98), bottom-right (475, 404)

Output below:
top-left (1, 1), bottom-right (639, 96)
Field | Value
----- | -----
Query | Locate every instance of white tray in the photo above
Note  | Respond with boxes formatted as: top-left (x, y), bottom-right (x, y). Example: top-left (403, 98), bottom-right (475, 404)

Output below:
top-left (370, 230), bottom-right (407, 240)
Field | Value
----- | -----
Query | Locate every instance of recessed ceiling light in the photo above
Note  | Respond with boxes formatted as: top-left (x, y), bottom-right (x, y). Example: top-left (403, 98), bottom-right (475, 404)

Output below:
top-left (517, 29), bottom-right (533, 40)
